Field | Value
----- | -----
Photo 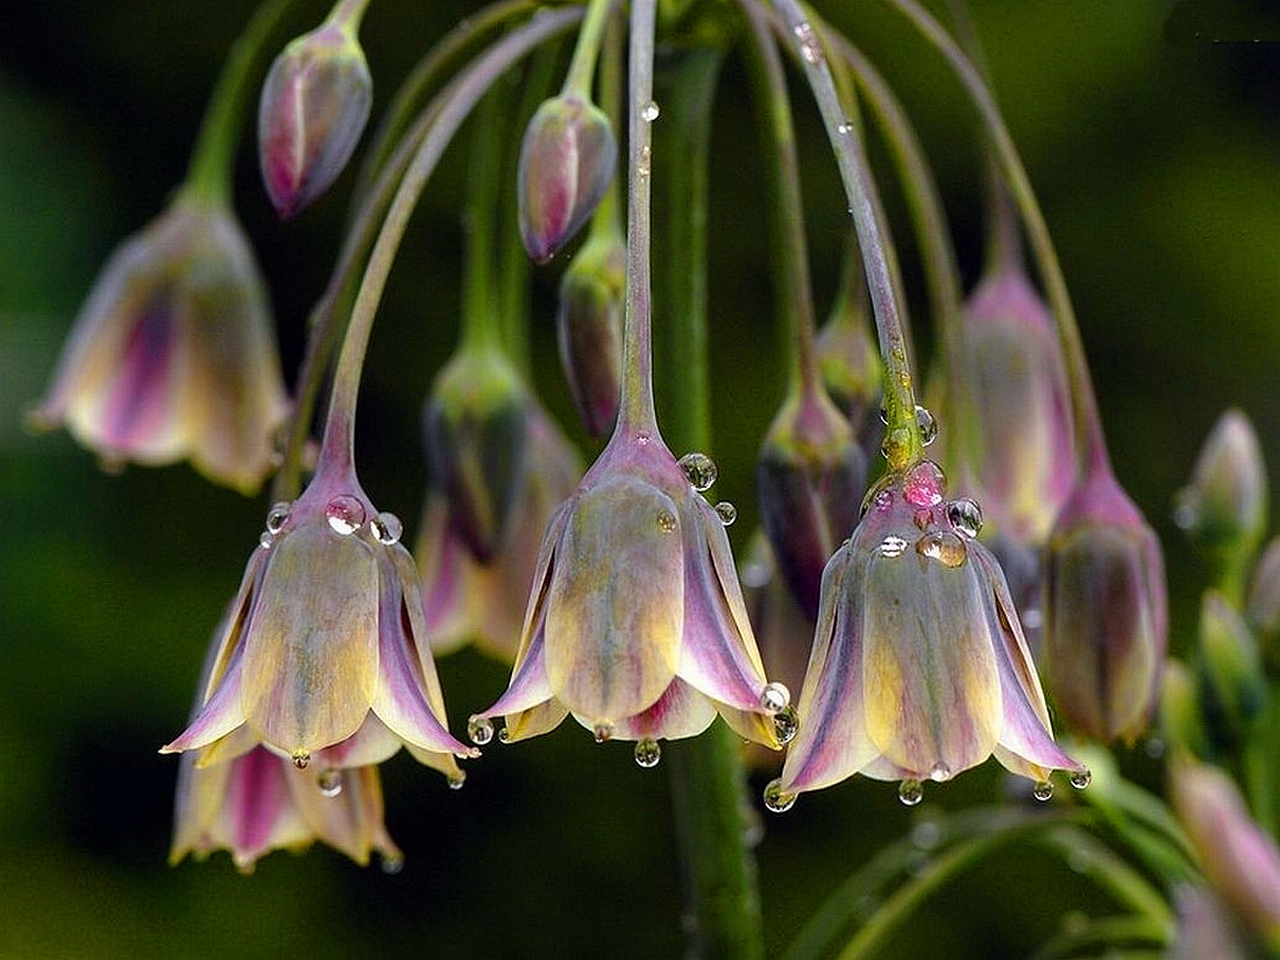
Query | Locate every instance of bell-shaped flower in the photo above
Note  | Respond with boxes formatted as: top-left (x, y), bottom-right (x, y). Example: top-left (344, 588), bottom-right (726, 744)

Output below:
top-left (160, 451), bottom-right (477, 780)
top-left (952, 266), bottom-right (1076, 547)
top-left (419, 401), bottom-right (583, 662)
top-left (771, 459), bottom-right (1085, 810)
top-left (469, 428), bottom-right (792, 761)
top-left (756, 383), bottom-right (865, 620)
top-left (1043, 462), bottom-right (1168, 744)
top-left (556, 229), bottom-right (625, 439)
top-left (29, 194), bottom-right (289, 494)
top-left (1171, 757), bottom-right (1280, 949)
top-left (258, 14), bottom-right (372, 218)
top-left (1168, 886), bottom-right (1254, 960)
top-left (423, 346), bottom-right (531, 564)
top-left (517, 94), bottom-right (617, 264)
top-left (170, 746), bottom-right (401, 873)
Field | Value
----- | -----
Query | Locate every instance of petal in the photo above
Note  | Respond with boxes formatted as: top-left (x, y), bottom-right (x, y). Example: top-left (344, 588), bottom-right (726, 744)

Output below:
top-left (312, 713), bottom-right (403, 769)
top-left (161, 647), bottom-right (248, 754)
top-left (218, 748), bottom-right (312, 871)
top-left (169, 749), bottom-right (233, 864)
top-left (544, 477), bottom-right (683, 723)
top-left (609, 678), bottom-right (717, 741)
top-left (502, 699), bottom-right (571, 743)
top-left (240, 524), bottom-right (381, 756)
top-left (193, 722), bottom-right (258, 769)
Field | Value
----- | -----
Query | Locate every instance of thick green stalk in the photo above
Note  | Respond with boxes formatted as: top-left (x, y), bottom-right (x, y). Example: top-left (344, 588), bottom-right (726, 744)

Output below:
top-left (184, 0), bottom-right (297, 206)
top-left (562, 0), bottom-right (619, 98)
top-left (460, 87), bottom-right (506, 354)
top-left (656, 43), bottom-right (764, 960)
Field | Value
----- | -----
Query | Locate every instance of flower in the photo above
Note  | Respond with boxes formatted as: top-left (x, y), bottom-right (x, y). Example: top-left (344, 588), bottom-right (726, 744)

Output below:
top-left (1168, 886), bottom-right (1254, 960)
top-left (1043, 463), bottom-right (1167, 744)
top-left (469, 428), bottom-right (791, 761)
top-left (517, 94), bottom-right (617, 264)
top-left (556, 229), bottom-right (625, 439)
top-left (1171, 758), bottom-right (1280, 948)
top-left (258, 16), bottom-right (373, 218)
top-left (771, 459), bottom-right (1084, 809)
top-left (170, 746), bottom-right (401, 873)
top-left (419, 401), bottom-right (583, 661)
top-left (161, 453), bottom-right (476, 781)
top-left (30, 194), bottom-right (289, 494)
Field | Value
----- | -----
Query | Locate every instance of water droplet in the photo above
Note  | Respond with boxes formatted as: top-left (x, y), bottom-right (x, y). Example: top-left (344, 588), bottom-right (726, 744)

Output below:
top-left (759, 682), bottom-right (790, 714)
top-left (913, 508), bottom-right (932, 530)
top-left (946, 498), bottom-right (983, 539)
top-left (763, 778), bottom-right (796, 813)
top-left (326, 495), bottom-right (366, 535)
top-left (265, 501), bottom-right (292, 534)
top-left (292, 751), bottom-right (310, 770)
top-left (636, 432), bottom-right (652, 445)
top-left (911, 820), bottom-right (942, 850)
top-left (259, 531), bottom-right (274, 549)
top-left (637, 145), bottom-right (652, 178)
top-left (1022, 607), bottom-right (1043, 631)
top-left (774, 705), bottom-right (799, 745)
top-left (1145, 735), bottom-right (1166, 759)
top-left (497, 727), bottom-right (511, 744)
top-left (656, 510), bottom-right (677, 533)
top-left (1033, 780), bottom-right (1054, 802)
top-left (1070, 769), bottom-right (1092, 790)
top-left (678, 452), bottom-right (718, 490)
top-left (879, 536), bottom-right (909, 558)
top-left (929, 762), bottom-right (952, 783)
top-left (594, 722), bottom-right (614, 743)
top-left (318, 769), bottom-right (342, 798)
top-left (874, 488), bottom-right (893, 511)
top-left (902, 460), bottom-right (946, 507)
top-left (380, 854), bottom-right (405, 875)
top-left (916, 530), bottom-right (967, 568)
top-left (467, 716), bottom-right (494, 746)
top-left (714, 501), bottom-right (737, 526)
top-left (878, 400), bottom-right (889, 424)
top-left (898, 779), bottom-right (924, 806)
top-left (371, 511), bottom-right (403, 545)
top-left (634, 738), bottom-right (661, 768)
top-left (837, 120), bottom-right (854, 134)
top-left (793, 21), bottom-right (823, 64)
top-left (447, 771), bottom-right (467, 790)
top-left (915, 405), bottom-right (938, 446)
top-left (641, 100), bottom-right (660, 122)
top-left (1172, 489), bottom-right (1198, 530)
top-left (741, 561), bottom-right (769, 590)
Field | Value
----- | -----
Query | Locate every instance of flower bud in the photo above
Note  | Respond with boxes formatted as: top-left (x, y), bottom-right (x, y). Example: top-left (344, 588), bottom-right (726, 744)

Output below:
top-left (423, 348), bottom-right (530, 563)
top-left (1043, 467), bottom-right (1168, 744)
top-left (1174, 409), bottom-right (1268, 584)
top-left (1197, 591), bottom-right (1266, 753)
top-left (1160, 658), bottom-right (1209, 760)
top-left (29, 195), bottom-right (289, 494)
top-left (815, 295), bottom-right (881, 443)
top-left (756, 387), bottom-right (865, 620)
top-left (1168, 887), bottom-right (1253, 960)
top-left (953, 268), bottom-right (1076, 547)
top-left (258, 19), bottom-right (372, 219)
top-left (556, 230), bottom-right (624, 438)
top-left (517, 95), bottom-right (617, 264)
top-left (1245, 535), bottom-right (1280, 651)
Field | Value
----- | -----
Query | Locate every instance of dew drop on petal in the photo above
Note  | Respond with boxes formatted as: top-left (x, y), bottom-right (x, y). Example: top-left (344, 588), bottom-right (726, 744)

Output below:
top-left (879, 536), bottom-right (909, 558)
top-left (318, 769), bottom-right (342, 798)
top-left (946, 498), bottom-right (983, 539)
top-left (915, 405), bottom-right (938, 446)
top-left (498, 727), bottom-right (511, 744)
top-left (265, 501), bottom-right (292, 534)
top-left (874, 488), bottom-right (893, 511)
top-left (380, 854), bottom-right (405, 875)
top-left (259, 531), bottom-right (274, 550)
top-left (656, 510), bottom-right (678, 533)
top-left (898, 779), bottom-right (924, 806)
top-left (759, 682), bottom-right (791, 715)
top-left (678, 452), bottom-right (718, 491)
top-left (292, 751), bottom-right (310, 770)
top-left (1033, 780), bottom-right (1054, 802)
top-left (774, 705), bottom-right (799, 745)
top-left (641, 100), bottom-right (660, 122)
top-left (1070, 769), bottom-right (1092, 790)
top-left (916, 530), bottom-right (967, 568)
top-left (326, 495), bottom-right (366, 535)
top-left (467, 716), bottom-right (494, 746)
top-left (902, 460), bottom-right (945, 507)
top-left (594, 723), bottom-right (614, 744)
top-left (714, 501), bottom-right (737, 526)
top-left (929, 762), bottom-right (952, 783)
top-left (764, 778), bottom-right (796, 813)
top-left (634, 738), bottom-right (661, 768)
top-left (447, 771), bottom-right (467, 790)
top-left (372, 511), bottom-right (403, 545)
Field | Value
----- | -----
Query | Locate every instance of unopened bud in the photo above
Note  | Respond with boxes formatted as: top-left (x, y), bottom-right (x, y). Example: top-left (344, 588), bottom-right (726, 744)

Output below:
top-left (1159, 658), bottom-right (1209, 760)
top-left (517, 95), bottom-right (617, 264)
top-left (816, 295), bottom-right (881, 442)
top-left (556, 231), bottom-right (624, 439)
top-left (258, 19), bottom-right (372, 218)
top-left (1197, 590), bottom-right (1266, 753)
top-left (1245, 535), bottom-right (1280, 653)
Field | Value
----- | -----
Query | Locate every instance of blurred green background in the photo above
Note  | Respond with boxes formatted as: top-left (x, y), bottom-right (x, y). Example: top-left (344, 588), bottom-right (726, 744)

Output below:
top-left (1, 1), bottom-right (1278, 957)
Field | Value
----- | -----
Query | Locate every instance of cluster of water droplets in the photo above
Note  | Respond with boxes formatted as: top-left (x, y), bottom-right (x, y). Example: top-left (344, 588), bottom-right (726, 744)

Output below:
top-left (678, 451), bottom-right (738, 527)
top-left (256, 496), bottom-right (405, 549)
top-left (868, 460), bottom-right (984, 570)
top-left (792, 20), bottom-right (823, 65)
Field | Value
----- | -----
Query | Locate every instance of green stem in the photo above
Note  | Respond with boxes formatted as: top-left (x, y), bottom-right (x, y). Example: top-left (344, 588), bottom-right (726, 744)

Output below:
top-left (1039, 825), bottom-right (1175, 926)
top-left (327, 0), bottom-right (371, 30)
top-left (876, 0), bottom-right (1111, 476)
top-left (772, 0), bottom-right (922, 473)
top-left (183, 0), bottom-right (297, 207)
top-left (460, 86), bottom-right (507, 354)
top-left (1026, 916), bottom-right (1172, 960)
top-left (589, 11), bottom-right (625, 238)
top-left (655, 41), bottom-right (764, 960)
top-left (562, 0), bottom-right (618, 98)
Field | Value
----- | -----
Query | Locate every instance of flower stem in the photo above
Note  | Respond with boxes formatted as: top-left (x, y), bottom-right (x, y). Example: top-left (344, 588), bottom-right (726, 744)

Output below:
top-left (183, 0), bottom-right (297, 207)
top-left (460, 85), bottom-right (507, 354)
top-left (326, 0), bottom-right (371, 31)
top-left (772, 0), bottom-right (922, 473)
top-left (562, 0), bottom-right (619, 99)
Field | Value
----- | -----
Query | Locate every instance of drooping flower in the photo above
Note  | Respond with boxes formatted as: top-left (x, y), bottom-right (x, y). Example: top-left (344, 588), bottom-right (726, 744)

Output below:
top-left (161, 451), bottom-right (476, 781)
top-left (419, 401), bottom-right (583, 661)
top-left (258, 11), bottom-right (373, 218)
top-left (771, 459), bottom-right (1084, 809)
top-left (1043, 461), bottom-right (1168, 744)
top-left (30, 194), bottom-right (289, 494)
top-left (170, 746), bottom-right (401, 873)
top-left (469, 428), bottom-right (792, 761)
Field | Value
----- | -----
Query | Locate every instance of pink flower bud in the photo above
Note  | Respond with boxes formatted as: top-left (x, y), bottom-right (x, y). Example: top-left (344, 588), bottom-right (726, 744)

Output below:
top-left (517, 95), bottom-right (617, 264)
top-left (556, 231), bottom-right (625, 439)
top-left (258, 21), bottom-right (372, 219)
